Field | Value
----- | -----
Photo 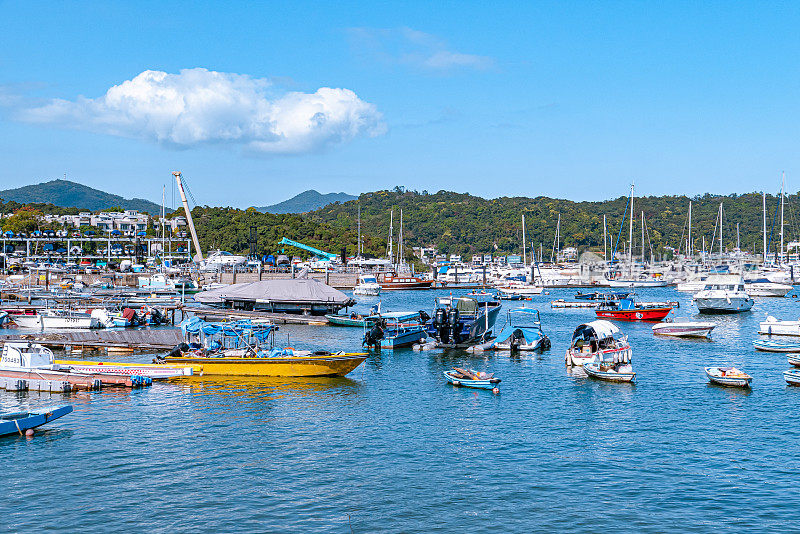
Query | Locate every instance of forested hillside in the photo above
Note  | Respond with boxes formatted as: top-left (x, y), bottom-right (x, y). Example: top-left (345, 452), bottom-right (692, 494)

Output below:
top-left (180, 187), bottom-right (800, 260)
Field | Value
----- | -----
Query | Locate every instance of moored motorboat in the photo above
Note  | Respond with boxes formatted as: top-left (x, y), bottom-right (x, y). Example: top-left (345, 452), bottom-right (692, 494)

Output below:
top-left (693, 275), bottom-right (754, 314)
top-left (753, 339), bottom-right (800, 352)
top-left (759, 316), bottom-right (800, 336)
top-left (583, 361), bottom-right (636, 382)
top-left (705, 366), bottom-right (752, 388)
top-left (423, 295), bottom-right (501, 348)
top-left (362, 312), bottom-right (428, 349)
top-left (443, 368), bottom-right (501, 390)
top-left (491, 308), bottom-right (551, 351)
top-left (0, 405), bottom-right (73, 437)
top-left (353, 274), bottom-right (381, 296)
top-left (594, 296), bottom-right (673, 322)
top-left (54, 359), bottom-right (193, 378)
top-left (565, 320), bottom-right (631, 367)
top-left (173, 317), bottom-right (366, 376)
top-left (652, 320), bottom-right (715, 338)
top-left (376, 272), bottom-right (433, 290)
top-left (783, 369), bottom-right (800, 386)
top-left (744, 279), bottom-right (793, 297)
top-left (788, 354), bottom-right (800, 367)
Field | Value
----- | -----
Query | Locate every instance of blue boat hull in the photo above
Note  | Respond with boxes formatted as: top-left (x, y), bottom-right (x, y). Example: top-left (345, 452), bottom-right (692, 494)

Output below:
top-left (443, 371), bottom-right (500, 390)
top-left (380, 327), bottom-right (427, 348)
top-left (0, 405), bottom-right (73, 437)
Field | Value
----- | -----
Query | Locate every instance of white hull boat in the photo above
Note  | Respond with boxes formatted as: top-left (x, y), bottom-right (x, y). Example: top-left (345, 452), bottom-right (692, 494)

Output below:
top-left (693, 275), bottom-right (754, 314)
top-left (784, 369), bottom-right (800, 386)
top-left (745, 281), bottom-right (792, 297)
top-left (759, 316), bottom-right (800, 336)
top-left (705, 366), bottom-right (752, 388)
top-left (352, 274), bottom-right (381, 296)
top-left (753, 339), bottom-right (800, 352)
top-left (495, 284), bottom-right (544, 296)
top-left (583, 362), bottom-right (636, 382)
top-left (652, 321), bottom-right (715, 338)
top-left (787, 354), bottom-right (800, 367)
top-left (14, 311), bottom-right (100, 330)
top-left (606, 278), bottom-right (668, 288)
top-left (676, 280), bottom-right (707, 293)
top-left (565, 320), bottom-right (631, 367)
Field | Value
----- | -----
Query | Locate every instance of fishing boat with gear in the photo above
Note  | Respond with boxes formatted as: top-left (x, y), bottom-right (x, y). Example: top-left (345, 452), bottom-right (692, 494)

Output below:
top-left (163, 317), bottom-right (366, 376)
top-left (565, 320), bottom-right (631, 367)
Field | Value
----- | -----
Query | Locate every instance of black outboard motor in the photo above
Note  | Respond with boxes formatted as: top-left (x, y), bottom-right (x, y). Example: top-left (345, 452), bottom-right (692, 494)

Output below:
top-left (447, 308), bottom-right (460, 344)
top-left (161, 343), bottom-right (190, 361)
top-left (433, 307), bottom-right (449, 343)
top-left (363, 322), bottom-right (385, 347)
top-left (510, 328), bottom-right (525, 350)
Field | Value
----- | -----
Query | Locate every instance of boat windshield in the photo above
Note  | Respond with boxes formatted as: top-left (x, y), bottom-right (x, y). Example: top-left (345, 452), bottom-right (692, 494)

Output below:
top-left (455, 297), bottom-right (479, 316)
top-left (361, 276), bottom-right (377, 284)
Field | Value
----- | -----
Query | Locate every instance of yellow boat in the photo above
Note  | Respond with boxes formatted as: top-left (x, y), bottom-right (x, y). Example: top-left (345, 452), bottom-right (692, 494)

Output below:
top-left (160, 352), bottom-right (367, 377)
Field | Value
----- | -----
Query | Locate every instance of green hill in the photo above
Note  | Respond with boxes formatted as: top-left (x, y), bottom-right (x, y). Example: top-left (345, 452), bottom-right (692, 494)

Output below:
top-left (182, 187), bottom-right (798, 262)
top-left (0, 179), bottom-right (165, 215)
top-left (255, 190), bottom-right (356, 214)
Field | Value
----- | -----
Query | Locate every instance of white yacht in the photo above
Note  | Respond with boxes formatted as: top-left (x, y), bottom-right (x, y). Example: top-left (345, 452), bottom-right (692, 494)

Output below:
top-left (693, 275), bottom-right (754, 314)
top-left (353, 274), bottom-right (381, 296)
top-left (744, 279), bottom-right (793, 297)
top-left (199, 250), bottom-right (248, 272)
top-left (759, 316), bottom-right (800, 336)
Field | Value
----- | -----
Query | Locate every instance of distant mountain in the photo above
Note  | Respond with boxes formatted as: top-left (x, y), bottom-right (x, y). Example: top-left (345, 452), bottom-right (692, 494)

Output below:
top-left (256, 190), bottom-right (356, 214)
top-left (0, 179), bottom-right (165, 215)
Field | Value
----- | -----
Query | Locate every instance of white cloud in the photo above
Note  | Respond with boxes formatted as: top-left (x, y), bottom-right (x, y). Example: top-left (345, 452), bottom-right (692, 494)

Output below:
top-left (18, 68), bottom-right (386, 154)
top-left (347, 27), bottom-right (494, 72)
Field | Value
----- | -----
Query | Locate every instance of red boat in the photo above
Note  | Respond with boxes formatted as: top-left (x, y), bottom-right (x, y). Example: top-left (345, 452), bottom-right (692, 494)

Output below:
top-left (376, 272), bottom-right (433, 290)
top-left (594, 297), bottom-right (673, 322)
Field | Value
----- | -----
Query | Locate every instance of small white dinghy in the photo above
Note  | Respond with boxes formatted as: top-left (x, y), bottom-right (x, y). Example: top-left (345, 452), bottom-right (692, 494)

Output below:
top-left (783, 369), bottom-right (800, 386)
top-left (583, 362), bottom-right (636, 382)
top-left (705, 366), bottom-right (752, 388)
top-left (753, 339), bottom-right (800, 353)
top-left (788, 354), bottom-right (800, 367)
top-left (652, 320), bottom-right (715, 338)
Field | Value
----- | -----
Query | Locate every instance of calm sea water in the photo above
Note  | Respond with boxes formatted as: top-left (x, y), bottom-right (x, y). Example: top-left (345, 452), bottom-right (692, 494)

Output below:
top-left (3, 287), bottom-right (800, 532)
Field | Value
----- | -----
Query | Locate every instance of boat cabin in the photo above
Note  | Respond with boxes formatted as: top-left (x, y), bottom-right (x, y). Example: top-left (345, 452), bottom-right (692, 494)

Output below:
top-left (0, 342), bottom-right (57, 370)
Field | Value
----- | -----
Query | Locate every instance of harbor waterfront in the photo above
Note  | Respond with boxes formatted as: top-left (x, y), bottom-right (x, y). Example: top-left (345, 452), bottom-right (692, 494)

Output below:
top-left (5, 286), bottom-right (800, 531)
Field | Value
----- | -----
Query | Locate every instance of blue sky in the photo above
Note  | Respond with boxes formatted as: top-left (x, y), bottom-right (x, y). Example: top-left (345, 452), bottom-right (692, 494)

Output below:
top-left (1, 1), bottom-right (799, 208)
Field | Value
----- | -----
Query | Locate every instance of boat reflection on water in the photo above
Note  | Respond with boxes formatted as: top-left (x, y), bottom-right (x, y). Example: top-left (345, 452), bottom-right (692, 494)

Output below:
top-left (172, 374), bottom-right (364, 399)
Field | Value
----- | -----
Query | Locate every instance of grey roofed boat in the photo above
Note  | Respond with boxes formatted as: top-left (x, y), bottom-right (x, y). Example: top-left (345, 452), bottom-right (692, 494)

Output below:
top-left (193, 279), bottom-right (356, 315)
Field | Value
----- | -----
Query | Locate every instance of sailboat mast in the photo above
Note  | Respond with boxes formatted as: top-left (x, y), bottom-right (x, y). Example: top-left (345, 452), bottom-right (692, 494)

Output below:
top-left (603, 214), bottom-right (607, 260)
top-left (399, 209), bottom-right (404, 265)
top-left (629, 183), bottom-right (634, 275)
top-left (781, 171), bottom-right (785, 264)
top-left (387, 210), bottom-right (393, 263)
top-left (688, 201), bottom-right (692, 257)
top-left (719, 203), bottom-right (723, 256)
top-left (522, 213), bottom-right (527, 266)
top-left (357, 204), bottom-right (361, 258)
top-left (763, 192), bottom-right (767, 265)
top-left (641, 211), bottom-right (645, 264)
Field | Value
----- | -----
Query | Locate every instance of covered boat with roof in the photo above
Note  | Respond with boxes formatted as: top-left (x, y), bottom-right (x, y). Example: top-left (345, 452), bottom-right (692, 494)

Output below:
top-left (565, 320), bottom-right (631, 367)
